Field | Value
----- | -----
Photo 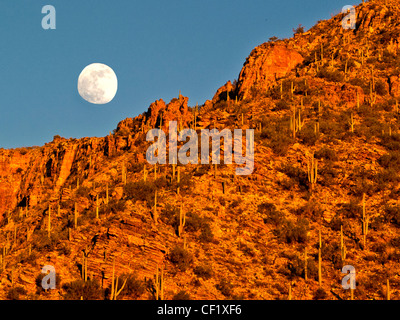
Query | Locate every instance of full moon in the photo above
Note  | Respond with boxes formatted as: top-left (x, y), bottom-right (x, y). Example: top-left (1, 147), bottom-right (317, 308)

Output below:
top-left (77, 63), bottom-right (118, 104)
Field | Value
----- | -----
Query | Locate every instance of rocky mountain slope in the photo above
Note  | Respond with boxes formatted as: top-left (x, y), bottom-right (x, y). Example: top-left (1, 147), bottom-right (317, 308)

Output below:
top-left (1, 0), bottom-right (400, 300)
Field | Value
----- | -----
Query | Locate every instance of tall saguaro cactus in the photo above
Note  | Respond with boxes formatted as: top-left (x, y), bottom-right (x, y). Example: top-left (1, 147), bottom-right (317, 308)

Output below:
top-left (340, 225), bottom-right (347, 263)
top-left (178, 204), bottom-right (186, 238)
top-left (307, 153), bottom-right (318, 191)
top-left (318, 230), bottom-right (322, 287)
top-left (110, 258), bottom-right (127, 300)
top-left (74, 202), bottom-right (78, 229)
top-left (362, 193), bottom-right (369, 249)
top-left (155, 264), bottom-right (164, 300)
top-left (47, 205), bottom-right (51, 239)
top-left (153, 190), bottom-right (158, 224)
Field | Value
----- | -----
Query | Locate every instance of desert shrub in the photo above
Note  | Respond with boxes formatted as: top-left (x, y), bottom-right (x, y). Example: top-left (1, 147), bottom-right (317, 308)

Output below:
top-left (259, 202), bottom-right (284, 226)
top-left (374, 79), bottom-right (388, 96)
top-left (194, 264), bottom-right (213, 280)
top-left (337, 200), bottom-right (362, 219)
top-left (318, 162), bottom-right (339, 187)
top-left (216, 278), bottom-right (234, 297)
top-left (75, 186), bottom-right (91, 198)
top-left (314, 147), bottom-right (338, 161)
top-left (319, 118), bottom-right (345, 142)
top-left (62, 279), bottom-right (104, 300)
top-left (297, 125), bottom-right (318, 146)
top-left (35, 272), bottom-right (62, 293)
top-left (274, 218), bottom-right (309, 244)
top-left (169, 246), bottom-right (193, 272)
top-left (373, 168), bottom-right (400, 191)
top-left (348, 167), bottom-right (377, 197)
top-left (124, 180), bottom-right (156, 204)
top-left (118, 273), bottom-right (146, 299)
top-left (384, 205), bottom-right (400, 227)
top-left (380, 133), bottom-right (400, 151)
top-left (32, 230), bottom-right (61, 252)
top-left (102, 199), bottom-right (126, 215)
top-left (320, 241), bottom-right (342, 269)
top-left (161, 204), bottom-right (180, 228)
top-left (260, 123), bottom-right (293, 156)
top-left (280, 254), bottom-right (318, 280)
top-left (198, 223), bottom-right (214, 243)
top-left (279, 163), bottom-right (309, 191)
top-left (316, 67), bottom-right (344, 83)
top-left (293, 24), bottom-right (304, 35)
top-left (6, 286), bottom-right (27, 300)
top-left (173, 290), bottom-right (191, 300)
top-left (378, 151), bottom-right (400, 171)
top-left (296, 201), bottom-right (324, 221)
top-left (313, 288), bottom-right (327, 300)
top-left (274, 100), bottom-right (291, 111)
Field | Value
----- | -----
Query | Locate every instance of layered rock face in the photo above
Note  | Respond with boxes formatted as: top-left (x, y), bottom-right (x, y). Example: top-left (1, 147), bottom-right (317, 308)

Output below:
top-left (236, 44), bottom-right (304, 100)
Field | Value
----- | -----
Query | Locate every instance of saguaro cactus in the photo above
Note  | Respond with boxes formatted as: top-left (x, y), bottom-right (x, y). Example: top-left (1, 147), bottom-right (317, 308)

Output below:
top-left (82, 251), bottom-right (88, 282)
top-left (110, 258), bottom-right (127, 300)
top-left (362, 193), bottom-right (369, 249)
top-left (290, 107), bottom-right (304, 139)
top-left (155, 264), bottom-right (164, 300)
top-left (47, 206), bottom-right (51, 239)
top-left (307, 153), bottom-right (318, 191)
top-left (304, 248), bottom-right (308, 283)
top-left (177, 167), bottom-right (180, 195)
top-left (178, 204), bottom-right (186, 238)
top-left (153, 190), bottom-right (158, 224)
top-left (340, 225), bottom-right (347, 263)
top-left (106, 183), bottom-right (109, 205)
top-left (349, 112), bottom-right (355, 133)
top-left (318, 230), bottom-right (322, 286)
top-left (74, 202), bottom-right (78, 229)
top-left (96, 194), bottom-right (99, 219)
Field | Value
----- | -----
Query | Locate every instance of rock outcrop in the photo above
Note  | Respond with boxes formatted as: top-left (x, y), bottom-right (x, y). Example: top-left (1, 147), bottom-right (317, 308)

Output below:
top-left (236, 43), bottom-right (304, 100)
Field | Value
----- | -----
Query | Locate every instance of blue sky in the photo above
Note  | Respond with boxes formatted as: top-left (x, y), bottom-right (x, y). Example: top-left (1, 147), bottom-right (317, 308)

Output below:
top-left (0, 0), bottom-right (356, 148)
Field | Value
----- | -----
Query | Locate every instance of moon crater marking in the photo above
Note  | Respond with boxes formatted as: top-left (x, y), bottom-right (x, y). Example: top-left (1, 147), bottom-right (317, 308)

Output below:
top-left (77, 63), bottom-right (118, 104)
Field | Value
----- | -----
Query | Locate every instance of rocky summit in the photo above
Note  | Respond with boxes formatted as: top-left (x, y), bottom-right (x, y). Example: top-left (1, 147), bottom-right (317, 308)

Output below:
top-left (2, 0), bottom-right (400, 300)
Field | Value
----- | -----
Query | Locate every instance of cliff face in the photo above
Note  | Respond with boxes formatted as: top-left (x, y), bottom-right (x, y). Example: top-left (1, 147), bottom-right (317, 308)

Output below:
top-left (236, 44), bottom-right (304, 100)
top-left (2, 0), bottom-right (400, 301)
